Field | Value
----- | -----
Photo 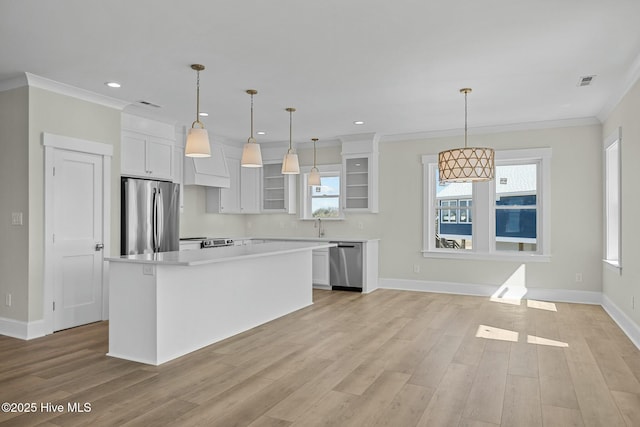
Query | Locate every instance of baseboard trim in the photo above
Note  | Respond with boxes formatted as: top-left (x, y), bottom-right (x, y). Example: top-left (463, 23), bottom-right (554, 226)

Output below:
top-left (0, 317), bottom-right (47, 340)
top-left (378, 278), bottom-right (602, 304)
top-left (602, 295), bottom-right (640, 350)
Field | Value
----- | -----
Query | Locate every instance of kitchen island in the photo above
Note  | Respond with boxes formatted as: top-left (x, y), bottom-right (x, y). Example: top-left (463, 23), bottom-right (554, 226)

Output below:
top-left (106, 241), bottom-right (335, 365)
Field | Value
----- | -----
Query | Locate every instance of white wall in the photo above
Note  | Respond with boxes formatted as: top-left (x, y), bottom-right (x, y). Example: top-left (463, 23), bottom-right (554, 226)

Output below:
top-left (602, 78), bottom-right (640, 332)
top-left (246, 124), bottom-right (604, 296)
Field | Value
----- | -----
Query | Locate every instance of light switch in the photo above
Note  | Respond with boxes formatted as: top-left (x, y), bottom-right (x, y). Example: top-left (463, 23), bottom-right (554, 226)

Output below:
top-left (11, 212), bottom-right (23, 226)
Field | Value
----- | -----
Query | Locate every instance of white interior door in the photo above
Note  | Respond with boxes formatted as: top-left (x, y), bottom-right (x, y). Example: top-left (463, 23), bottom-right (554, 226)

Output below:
top-left (52, 149), bottom-right (104, 331)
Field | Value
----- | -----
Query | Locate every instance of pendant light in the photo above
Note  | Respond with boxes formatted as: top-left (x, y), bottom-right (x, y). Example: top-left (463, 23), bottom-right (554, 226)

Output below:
top-left (281, 107), bottom-right (300, 174)
top-left (241, 89), bottom-right (263, 167)
top-left (438, 88), bottom-right (494, 182)
top-left (308, 138), bottom-right (321, 186)
top-left (185, 64), bottom-right (211, 158)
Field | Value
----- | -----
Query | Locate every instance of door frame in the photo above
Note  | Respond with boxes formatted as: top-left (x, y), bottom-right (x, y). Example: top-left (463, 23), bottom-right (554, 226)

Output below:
top-left (43, 133), bottom-right (113, 335)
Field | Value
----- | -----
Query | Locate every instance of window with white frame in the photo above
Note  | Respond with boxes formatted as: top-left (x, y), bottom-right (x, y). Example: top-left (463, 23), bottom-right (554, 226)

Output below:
top-left (301, 165), bottom-right (343, 219)
top-left (604, 128), bottom-right (621, 268)
top-left (422, 148), bottom-right (551, 260)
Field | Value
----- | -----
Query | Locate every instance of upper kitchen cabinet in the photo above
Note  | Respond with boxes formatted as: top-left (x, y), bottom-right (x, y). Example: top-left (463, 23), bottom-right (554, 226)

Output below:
top-left (205, 153), bottom-right (261, 214)
top-left (262, 162), bottom-right (296, 213)
top-left (121, 113), bottom-right (176, 181)
top-left (340, 133), bottom-right (379, 213)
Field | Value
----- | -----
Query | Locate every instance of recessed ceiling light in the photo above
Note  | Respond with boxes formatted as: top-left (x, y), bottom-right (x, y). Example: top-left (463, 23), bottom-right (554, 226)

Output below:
top-left (105, 82), bottom-right (121, 88)
top-left (198, 112), bottom-right (209, 117)
top-left (353, 120), bottom-right (365, 125)
top-left (257, 131), bottom-right (266, 135)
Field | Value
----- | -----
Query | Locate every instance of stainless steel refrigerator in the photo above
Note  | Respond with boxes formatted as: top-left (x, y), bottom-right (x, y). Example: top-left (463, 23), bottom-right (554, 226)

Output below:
top-left (121, 177), bottom-right (180, 255)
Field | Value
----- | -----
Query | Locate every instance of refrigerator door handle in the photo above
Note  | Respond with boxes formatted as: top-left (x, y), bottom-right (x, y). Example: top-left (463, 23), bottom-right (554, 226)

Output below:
top-left (152, 188), bottom-right (158, 252)
top-left (156, 188), bottom-right (164, 253)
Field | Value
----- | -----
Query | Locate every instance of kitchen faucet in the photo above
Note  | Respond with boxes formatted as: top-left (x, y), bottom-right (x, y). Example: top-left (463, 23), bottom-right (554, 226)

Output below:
top-left (314, 218), bottom-right (325, 238)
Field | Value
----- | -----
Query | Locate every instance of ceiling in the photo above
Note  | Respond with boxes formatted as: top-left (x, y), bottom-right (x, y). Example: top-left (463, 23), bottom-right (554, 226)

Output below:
top-left (2, 0), bottom-right (640, 146)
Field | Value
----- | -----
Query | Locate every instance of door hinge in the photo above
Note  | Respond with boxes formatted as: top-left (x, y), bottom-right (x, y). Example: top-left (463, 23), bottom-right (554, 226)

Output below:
top-left (53, 166), bottom-right (56, 176)
top-left (53, 301), bottom-right (55, 311)
top-left (52, 234), bottom-right (55, 244)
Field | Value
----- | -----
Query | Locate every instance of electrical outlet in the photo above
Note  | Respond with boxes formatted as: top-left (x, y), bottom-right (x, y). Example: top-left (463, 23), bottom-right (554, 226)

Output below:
top-left (142, 265), bottom-right (155, 276)
top-left (575, 273), bottom-right (583, 283)
top-left (413, 264), bottom-right (420, 273)
top-left (11, 212), bottom-right (23, 225)
top-left (5, 293), bottom-right (11, 307)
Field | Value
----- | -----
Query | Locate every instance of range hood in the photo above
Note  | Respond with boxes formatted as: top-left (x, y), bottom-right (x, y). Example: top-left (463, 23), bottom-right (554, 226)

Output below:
top-left (183, 141), bottom-right (231, 188)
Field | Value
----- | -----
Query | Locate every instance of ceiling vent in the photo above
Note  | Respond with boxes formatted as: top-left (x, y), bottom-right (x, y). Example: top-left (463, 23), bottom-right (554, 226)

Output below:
top-left (137, 100), bottom-right (162, 108)
top-left (577, 75), bottom-right (596, 87)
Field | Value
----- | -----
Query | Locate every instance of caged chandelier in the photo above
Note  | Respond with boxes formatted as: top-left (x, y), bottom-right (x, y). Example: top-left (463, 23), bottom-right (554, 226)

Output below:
top-left (438, 88), bottom-right (494, 182)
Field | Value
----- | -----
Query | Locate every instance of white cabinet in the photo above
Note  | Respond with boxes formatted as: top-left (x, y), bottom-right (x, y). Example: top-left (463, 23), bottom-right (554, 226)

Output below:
top-left (206, 156), bottom-right (261, 214)
top-left (240, 167), bottom-right (261, 213)
top-left (121, 113), bottom-right (176, 181)
top-left (340, 134), bottom-right (379, 213)
top-left (312, 248), bottom-right (330, 287)
top-left (262, 162), bottom-right (296, 213)
top-left (121, 131), bottom-right (174, 181)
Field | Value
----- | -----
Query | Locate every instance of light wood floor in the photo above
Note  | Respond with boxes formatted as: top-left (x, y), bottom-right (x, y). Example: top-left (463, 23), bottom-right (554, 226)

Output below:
top-left (1, 289), bottom-right (639, 427)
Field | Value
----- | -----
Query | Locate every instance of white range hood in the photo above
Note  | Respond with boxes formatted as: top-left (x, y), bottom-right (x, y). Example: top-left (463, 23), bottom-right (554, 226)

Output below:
top-left (183, 141), bottom-right (231, 188)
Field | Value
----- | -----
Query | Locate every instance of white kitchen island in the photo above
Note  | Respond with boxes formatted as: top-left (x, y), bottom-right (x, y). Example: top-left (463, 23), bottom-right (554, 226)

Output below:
top-left (106, 241), bottom-right (335, 365)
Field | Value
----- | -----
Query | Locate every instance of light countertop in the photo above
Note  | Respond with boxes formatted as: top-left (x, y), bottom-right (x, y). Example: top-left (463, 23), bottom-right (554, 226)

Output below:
top-left (107, 241), bottom-right (336, 266)
top-left (239, 236), bottom-right (379, 243)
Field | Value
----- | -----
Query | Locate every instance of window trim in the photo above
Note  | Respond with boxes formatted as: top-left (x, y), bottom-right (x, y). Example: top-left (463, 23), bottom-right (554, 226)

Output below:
top-left (603, 127), bottom-right (622, 272)
top-left (422, 148), bottom-right (551, 262)
top-left (299, 164), bottom-right (344, 220)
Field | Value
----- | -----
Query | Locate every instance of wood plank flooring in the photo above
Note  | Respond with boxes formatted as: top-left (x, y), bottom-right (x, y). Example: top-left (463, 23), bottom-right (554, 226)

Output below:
top-left (0, 289), bottom-right (639, 426)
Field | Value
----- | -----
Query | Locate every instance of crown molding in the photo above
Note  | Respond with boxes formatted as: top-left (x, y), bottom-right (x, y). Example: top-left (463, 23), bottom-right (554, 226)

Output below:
top-left (25, 72), bottom-right (130, 110)
top-left (0, 73), bottom-right (28, 92)
top-left (379, 116), bottom-right (602, 143)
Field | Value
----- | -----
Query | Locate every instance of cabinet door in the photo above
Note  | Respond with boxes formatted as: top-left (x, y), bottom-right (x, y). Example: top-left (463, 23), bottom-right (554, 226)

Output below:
top-left (146, 137), bottom-right (174, 181)
top-left (240, 167), bottom-right (261, 213)
top-left (220, 157), bottom-right (240, 213)
top-left (121, 133), bottom-right (148, 177)
top-left (312, 249), bottom-right (330, 285)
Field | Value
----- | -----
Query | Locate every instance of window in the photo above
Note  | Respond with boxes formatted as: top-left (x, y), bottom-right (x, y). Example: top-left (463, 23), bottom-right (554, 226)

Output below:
top-left (604, 128), bottom-right (621, 269)
top-left (423, 148), bottom-right (551, 260)
top-left (301, 165), bottom-right (343, 219)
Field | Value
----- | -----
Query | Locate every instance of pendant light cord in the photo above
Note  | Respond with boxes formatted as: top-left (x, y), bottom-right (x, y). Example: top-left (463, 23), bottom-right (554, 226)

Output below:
top-left (196, 69), bottom-right (201, 122)
top-left (250, 93), bottom-right (254, 139)
top-left (312, 138), bottom-right (318, 168)
top-left (289, 109), bottom-right (293, 151)
top-left (464, 89), bottom-right (468, 148)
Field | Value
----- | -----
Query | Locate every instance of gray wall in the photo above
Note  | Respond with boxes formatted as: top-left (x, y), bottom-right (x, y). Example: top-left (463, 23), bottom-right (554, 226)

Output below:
top-left (603, 78), bottom-right (640, 328)
top-left (0, 87), bottom-right (29, 321)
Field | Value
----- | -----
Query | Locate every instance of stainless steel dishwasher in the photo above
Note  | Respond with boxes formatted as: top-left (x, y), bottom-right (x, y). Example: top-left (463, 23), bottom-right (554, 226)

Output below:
top-left (329, 242), bottom-right (363, 292)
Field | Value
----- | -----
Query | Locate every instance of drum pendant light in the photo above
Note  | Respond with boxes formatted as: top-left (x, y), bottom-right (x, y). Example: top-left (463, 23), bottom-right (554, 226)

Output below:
top-left (185, 64), bottom-right (211, 158)
top-left (241, 89), bottom-right (263, 167)
top-left (281, 107), bottom-right (300, 174)
top-left (308, 138), bottom-right (321, 186)
top-left (438, 88), bottom-right (494, 182)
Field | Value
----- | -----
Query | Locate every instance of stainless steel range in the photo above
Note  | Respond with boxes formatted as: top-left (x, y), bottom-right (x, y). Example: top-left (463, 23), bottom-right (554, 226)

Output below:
top-left (179, 237), bottom-right (234, 250)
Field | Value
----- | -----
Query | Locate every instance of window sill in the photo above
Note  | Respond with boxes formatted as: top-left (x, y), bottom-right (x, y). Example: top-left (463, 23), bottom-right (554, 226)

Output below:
top-left (603, 259), bottom-right (622, 274)
top-left (299, 217), bottom-right (345, 221)
top-left (421, 250), bottom-right (551, 263)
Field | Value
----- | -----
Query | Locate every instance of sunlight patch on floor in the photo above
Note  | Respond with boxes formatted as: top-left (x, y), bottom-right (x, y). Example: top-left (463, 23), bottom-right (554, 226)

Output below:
top-left (527, 335), bottom-right (568, 347)
top-left (476, 324), bottom-right (569, 347)
top-left (476, 325), bottom-right (519, 342)
top-left (490, 264), bottom-right (527, 305)
top-left (526, 299), bottom-right (558, 312)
